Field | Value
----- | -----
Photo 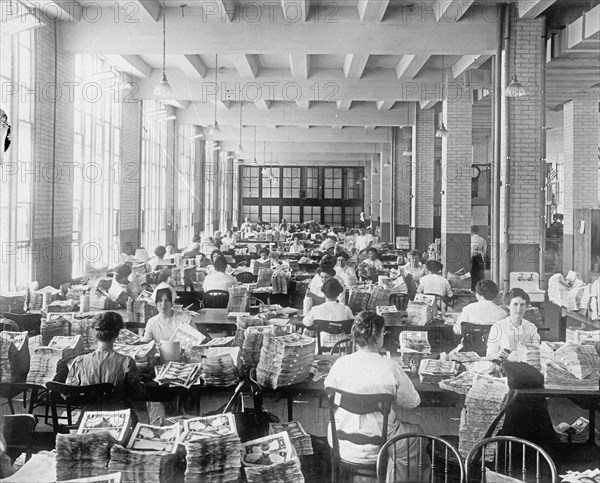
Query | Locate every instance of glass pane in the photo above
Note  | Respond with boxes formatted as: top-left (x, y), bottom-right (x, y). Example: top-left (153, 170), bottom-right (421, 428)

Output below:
top-left (305, 167), bottom-right (319, 199)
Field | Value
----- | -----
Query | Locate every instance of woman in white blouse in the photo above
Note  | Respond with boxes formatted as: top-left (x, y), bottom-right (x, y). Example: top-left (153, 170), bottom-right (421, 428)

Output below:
top-left (325, 311), bottom-right (428, 481)
top-left (486, 288), bottom-right (540, 361)
top-left (288, 234), bottom-right (305, 254)
top-left (143, 283), bottom-right (195, 343)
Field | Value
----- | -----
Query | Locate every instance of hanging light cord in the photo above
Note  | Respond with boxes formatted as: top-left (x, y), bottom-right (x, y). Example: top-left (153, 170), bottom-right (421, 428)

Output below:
top-left (162, 0), bottom-right (166, 75)
top-left (214, 54), bottom-right (218, 126)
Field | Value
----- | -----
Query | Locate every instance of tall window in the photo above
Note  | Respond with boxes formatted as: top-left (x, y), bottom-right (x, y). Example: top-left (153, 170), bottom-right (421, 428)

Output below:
top-left (0, 29), bottom-right (34, 290)
top-left (140, 100), bottom-right (168, 250)
top-left (177, 125), bottom-right (196, 244)
top-left (72, 55), bottom-right (122, 275)
top-left (239, 166), bottom-right (364, 227)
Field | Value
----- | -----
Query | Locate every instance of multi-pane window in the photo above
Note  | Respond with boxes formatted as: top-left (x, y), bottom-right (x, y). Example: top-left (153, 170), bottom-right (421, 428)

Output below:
top-left (72, 55), bottom-right (122, 275)
top-left (239, 166), bottom-right (364, 227)
top-left (177, 125), bottom-right (195, 244)
top-left (141, 100), bottom-right (168, 250)
top-left (0, 29), bottom-right (34, 289)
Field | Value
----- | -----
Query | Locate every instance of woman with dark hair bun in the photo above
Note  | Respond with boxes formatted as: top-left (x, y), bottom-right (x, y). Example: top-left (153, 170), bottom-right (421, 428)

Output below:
top-left (325, 311), bottom-right (427, 481)
top-left (66, 311), bottom-right (145, 404)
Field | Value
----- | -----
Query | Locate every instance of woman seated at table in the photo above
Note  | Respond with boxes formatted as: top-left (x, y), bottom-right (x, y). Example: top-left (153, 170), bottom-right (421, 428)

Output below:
top-left (399, 250), bottom-right (425, 284)
top-left (143, 283), bottom-right (195, 343)
top-left (335, 252), bottom-right (358, 289)
top-left (417, 260), bottom-right (453, 300)
top-left (486, 288), bottom-right (540, 361)
top-left (205, 249), bottom-right (234, 275)
top-left (324, 311), bottom-right (427, 482)
top-left (110, 263), bottom-right (143, 305)
top-left (148, 245), bottom-right (167, 271)
top-left (221, 230), bottom-right (236, 248)
top-left (307, 264), bottom-right (346, 304)
top-left (361, 247), bottom-right (384, 271)
top-left (453, 280), bottom-right (507, 335)
top-left (203, 257), bottom-right (238, 292)
top-left (250, 248), bottom-right (272, 273)
top-left (66, 311), bottom-right (146, 407)
top-left (302, 278), bottom-right (353, 350)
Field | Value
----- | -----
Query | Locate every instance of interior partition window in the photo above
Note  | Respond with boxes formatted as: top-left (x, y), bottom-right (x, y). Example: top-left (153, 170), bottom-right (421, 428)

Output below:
top-left (0, 29), bottom-right (34, 290)
top-left (239, 166), bottom-right (364, 227)
top-left (177, 125), bottom-right (196, 245)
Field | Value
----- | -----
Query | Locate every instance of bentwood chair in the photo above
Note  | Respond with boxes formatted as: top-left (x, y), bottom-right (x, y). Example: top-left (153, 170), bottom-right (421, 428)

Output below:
top-left (465, 436), bottom-right (558, 483)
top-left (0, 318), bottom-right (19, 332)
top-left (326, 388), bottom-right (394, 482)
top-left (460, 322), bottom-right (493, 356)
top-left (202, 290), bottom-right (230, 308)
top-left (236, 272), bottom-right (257, 284)
top-left (46, 382), bottom-right (115, 434)
top-left (313, 319), bottom-right (354, 355)
top-left (377, 433), bottom-right (465, 483)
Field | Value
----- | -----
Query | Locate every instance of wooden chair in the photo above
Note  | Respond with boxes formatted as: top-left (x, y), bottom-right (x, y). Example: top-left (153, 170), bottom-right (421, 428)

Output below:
top-left (330, 337), bottom-right (355, 355)
top-left (314, 319), bottom-right (354, 355)
top-left (465, 436), bottom-right (558, 483)
top-left (3, 414), bottom-right (38, 462)
top-left (460, 322), bottom-right (493, 356)
top-left (45, 382), bottom-right (115, 434)
top-left (236, 272), bottom-right (257, 284)
top-left (0, 318), bottom-right (19, 332)
top-left (3, 312), bottom-right (42, 336)
top-left (202, 290), bottom-right (230, 308)
top-left (376, 433), bottom-right (465, 483)
top-left (326, 387), bottom-right (394, 482)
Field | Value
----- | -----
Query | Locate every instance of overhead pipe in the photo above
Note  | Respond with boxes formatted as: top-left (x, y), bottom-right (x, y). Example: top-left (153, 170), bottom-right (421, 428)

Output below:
top-left (491, 3), bottom-right (505, 285)
top-left (502, 2), bottom-right (512, 294)
top-left (539, 17), bottom-right (548, 288)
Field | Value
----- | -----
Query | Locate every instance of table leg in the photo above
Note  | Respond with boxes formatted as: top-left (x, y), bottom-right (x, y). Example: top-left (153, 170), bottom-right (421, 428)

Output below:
top-left (559, 315), bottom-right (567, 341)
top-left (586, 406), bottom-right (597, 446)
top-left (287, 395), bottom-right (293, 422)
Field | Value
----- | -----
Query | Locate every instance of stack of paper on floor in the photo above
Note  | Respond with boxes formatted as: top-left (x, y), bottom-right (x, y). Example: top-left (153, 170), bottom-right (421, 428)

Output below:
top-left (242, 432), bottom-right (304, 483)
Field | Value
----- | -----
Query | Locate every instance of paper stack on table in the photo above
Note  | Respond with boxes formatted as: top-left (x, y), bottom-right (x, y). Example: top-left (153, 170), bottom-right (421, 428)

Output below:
top-left (243, 325), bottom-right (275, 366)
top-left (418, 359), bottom-right (458, 384)
top-left (405, 300), bottom-right (434, 326)
top-left (256, 333), bottom-right (316, 389)
top-left (26, 346), bottom-right (65, 385)
top-left (169, 323), bottom-right (208, 357)
top-left (269, 421), bottom-right (313, 456)
top-left (114, 341), bottom-right (157, 370)
top-left (127, 422), bottom-right (179, 453)
top-left (55, 432), bottom-right (112, 482)
top-left (183, 414), bottom-right (242, 483)
top-left (242, 432), bottom-right (305, 483)
top-left (0, 331), bottom-right (29, 383)
top-left (458, 374), bottom-right (510, 459)
top-left (71, 313), bottom-right (100, 351)
top-left (516, 343), bottom-right (542, 371)
top-left (41, 313), bottom-right (72, 345)
top-left (439, 372), bottom-right (476, 395)
top-left (449, 352), bottom-right (482, 363)
top-left (154, 362), bottom-right (201, 389)
top-left (553, 343), bottom-right (600, 379)
top-left (77, 409), bottom-right (132, 444)
top-left (48, 335), bottom-right (84, 360)
top-left (560, 468), bottom-right (600, 482)
top-left (116, 328), bottom-right (145, 345)
top-left (543, 342), bottom-right (600, 391)
top-left (108, 444), bottom-right (177, 483)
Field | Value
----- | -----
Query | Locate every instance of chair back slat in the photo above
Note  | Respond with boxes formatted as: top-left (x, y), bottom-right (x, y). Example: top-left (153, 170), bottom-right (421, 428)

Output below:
top-left (465, 436), bottom-right (557, 483)
top-left (314, 319), bottom-right (354, 354)
top-left (203, 290), bottom-right (230, 308)
top-left (376, 433), bottom-right (465, 483)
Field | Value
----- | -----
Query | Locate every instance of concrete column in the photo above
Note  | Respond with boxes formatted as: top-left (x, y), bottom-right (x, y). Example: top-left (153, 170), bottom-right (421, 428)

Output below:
top-left (441, 95), bottom-right (473, 273)
top-left (364, 159), bottom-right (371, 217)
top-left (380, 132), bottom-right (393, 242)
top-left (562, 96), bottom-right (600, 272)
top-left (395, 127), bottom-right (412, 241)
top-left (499, 15), bottom-right (544, 288)
top-left (414, 108), bottom-right (436, 253)
top-left (370, 153), bottom-right (381, 230)
top-left (204, 148), bottom-right (217, 234)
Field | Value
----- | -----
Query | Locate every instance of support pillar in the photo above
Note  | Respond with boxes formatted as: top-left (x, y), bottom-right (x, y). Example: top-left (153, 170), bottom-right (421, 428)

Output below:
top-left (415, 108), bottom-right (436, 253)
top-left (380, 132), bottom-right (393, 242)
top-left (370, 153), bottom-right (381, 233)
top-left (441, 95), bottom-right (473, 273)
top-left (395, 126), bottom-right (412, 242)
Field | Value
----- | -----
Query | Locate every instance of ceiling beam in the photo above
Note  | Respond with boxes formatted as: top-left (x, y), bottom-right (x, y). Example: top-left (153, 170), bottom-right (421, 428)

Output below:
top-left (343, 54), bottom-right (369, 79)
top-left (104, 55), bottom-right (152, 78)
top-left (163, 100), bottom-right (190, 110)
top-left (256, 100), bottom-right (272, 111)
top-left (136, 68), bottom-right (461, 102)
top-left (289, 54), bottom-right (310, 79)
top-left (206, 125), bottom-right (390, 143)
top-left (435, 0), bottom-right (476, 22)
top-left (222, 141), bottom-right (388, 154)
top-left (199, 0), bottom-right (235, 22)
top-left (376, 100), bottom-right (395, 111)
top-left (128, 0), bottom-right (161, 22)
top-left (419, 100), bottom-right (438, 110)
top-left (235, 153), bottom-right (370, 163)
top-left (174, 55), bottom-right (207, 78)
top-left (395, 55), bottom-right (430, 80)
top-left (357, 0), bottom-right (390, 22)
top-left (518, 0), bottom-right (557, 20)
top-left (178, 101), bottom-right (410, 127)
top-left (232, 54), bottom-right (260, 79)
top-left (451, 54), bottom-right (490, 78)
top-left (59, 6), bottom-right (497, 55)
top-left (23, 0), bottom-right (82, 21)
top-left (281, 0), bottom-right (310, 22)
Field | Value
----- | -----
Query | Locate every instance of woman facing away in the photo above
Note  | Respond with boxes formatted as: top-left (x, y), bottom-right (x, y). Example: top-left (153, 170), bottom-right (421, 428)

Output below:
top-left (324, 311), bottom-right (429, 482)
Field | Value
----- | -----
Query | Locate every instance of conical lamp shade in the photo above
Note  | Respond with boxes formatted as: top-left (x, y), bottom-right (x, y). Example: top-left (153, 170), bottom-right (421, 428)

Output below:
top-left (154, 72), bottom-right (172, 97)
top-left (435, 122), bottom-right (449, 138)
top-left (208, 123), bottom-right (220, 136)
top-left (505, 74), bottom-right (527, 97)
top-left (402, 143), bottom-right (413, 156)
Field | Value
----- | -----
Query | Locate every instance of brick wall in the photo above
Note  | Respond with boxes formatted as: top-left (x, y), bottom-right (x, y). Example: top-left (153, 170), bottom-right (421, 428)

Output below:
top-left (415, 108), bottom-right (435, 249)
top-left (31, 23), bottom-right (75, 287)
top-left (499, 14), bottom-right (544, 283)
top-left (394, 126), bottom-right (412, 236)
top-left (441, 95), bottom-right (473, 272)
top-left (370, 154), bottom-right (381, 222)
top-left (380, 131), bottom-right (393, 241)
